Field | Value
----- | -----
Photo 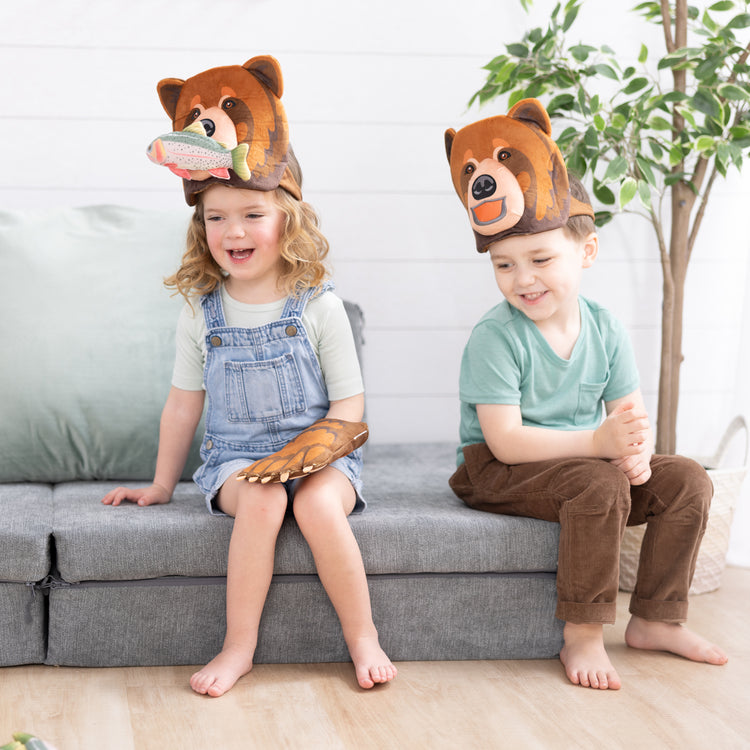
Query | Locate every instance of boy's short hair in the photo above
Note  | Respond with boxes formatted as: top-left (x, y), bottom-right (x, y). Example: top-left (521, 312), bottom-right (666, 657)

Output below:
top-left (564, 175), bottom-right (596, 240)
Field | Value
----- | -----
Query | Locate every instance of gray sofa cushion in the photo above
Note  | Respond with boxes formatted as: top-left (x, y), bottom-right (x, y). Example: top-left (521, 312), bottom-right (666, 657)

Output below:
top-left (52, 444), bottom-right (559, 582)
top-left (0, 484), bottom-right (53, 665)
top-left (0, 484), bottom-right (53, 581)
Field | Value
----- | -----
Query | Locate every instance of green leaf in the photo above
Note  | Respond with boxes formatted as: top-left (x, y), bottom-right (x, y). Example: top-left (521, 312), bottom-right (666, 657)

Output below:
top-left (636, 156), bottom-right (656, 185)
top-left (649, 140), bottom-right (665, 159)
top-left (493, 60), bottom-right (519, 84)
top-left (638, 179), bottom-right (652, 208)
top-left (570, 43), bottom-right (596, 62)
top-left (506, 43), bottom-right (529, 58)
top-left (593, 180), bottom-right (616, 205)
top-left (727, 12), bottom-right (750, 28)
top-left (718, 83), bottom-right (750, 101)
top-left (638, 43), bottom-right (648, 63)
top-left (619, 177), bottom-right (638, 207)
top-left (623, 77), bottom-right (650, 94)
top-left (669, 144), bottom-right (685, 166)
top-left (548, 93), bottom-right (577, 112)
top-left (648, 115), bottom-right (673, 130)
top-left (594, 113), bottom-right (606, 131)
top-left (695, 135), bottom-right (716, 152)
top-left (709, 2), bottom-right (735, 11)
top-left (562, 4), bottom-right (580, 31)
top-left (691, 89), bottom-right (723, 120)
top-left (604, 155), bottom-right (629, 182)
top-left (593, 63), bottom-right (620, 80)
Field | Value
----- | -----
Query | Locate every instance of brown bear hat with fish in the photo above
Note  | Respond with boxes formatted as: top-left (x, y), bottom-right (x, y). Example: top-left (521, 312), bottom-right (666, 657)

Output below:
top-left (148, 55), bottom-right (301, 204)
top-left (445, 98), bottom-right (594, 252)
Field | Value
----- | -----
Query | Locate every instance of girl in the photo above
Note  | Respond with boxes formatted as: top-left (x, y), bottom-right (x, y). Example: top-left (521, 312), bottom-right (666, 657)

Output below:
top-left (102, 155), bottom-right (397, 697)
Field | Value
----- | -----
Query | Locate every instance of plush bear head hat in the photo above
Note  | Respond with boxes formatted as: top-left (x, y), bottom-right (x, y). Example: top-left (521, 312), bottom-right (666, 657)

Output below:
top-left (445, 98), bottom-right (594, 252)
top-left (147, 55), bottom-right (301, 205)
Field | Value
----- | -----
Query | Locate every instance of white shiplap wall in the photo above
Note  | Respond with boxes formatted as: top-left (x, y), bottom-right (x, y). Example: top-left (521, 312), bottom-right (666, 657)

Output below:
top-left (2, 0), bottom-right (749, 558)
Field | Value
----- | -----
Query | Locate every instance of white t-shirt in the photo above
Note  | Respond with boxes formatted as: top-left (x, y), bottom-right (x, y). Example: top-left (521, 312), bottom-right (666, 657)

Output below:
top-left (171, 286), bottom-right (364, 402)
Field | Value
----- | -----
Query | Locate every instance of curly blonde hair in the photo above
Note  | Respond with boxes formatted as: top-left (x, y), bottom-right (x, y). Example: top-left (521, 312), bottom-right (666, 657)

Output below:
top-left (164, 153), bottom-right (330, 301)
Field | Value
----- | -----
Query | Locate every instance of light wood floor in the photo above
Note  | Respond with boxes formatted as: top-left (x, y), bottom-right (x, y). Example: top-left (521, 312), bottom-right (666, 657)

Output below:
top-left (1, 566), bottom-right (748, 750)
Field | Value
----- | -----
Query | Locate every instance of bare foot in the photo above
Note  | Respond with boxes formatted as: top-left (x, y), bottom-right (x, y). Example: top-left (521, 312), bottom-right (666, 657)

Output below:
top-left (346, 635), bottom-right (397, 689)
top-left (625, 616), bottom-right (728, 665)
top-left (559, 623), bottom-right (621, 690)
top-left (190, 645), bottom-right (254, 697)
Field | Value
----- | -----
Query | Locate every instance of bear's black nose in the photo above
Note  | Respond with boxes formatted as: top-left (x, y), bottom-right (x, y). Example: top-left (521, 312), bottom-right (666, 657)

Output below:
top-left (201, 119), bottom-right (216, 137)
top-left (472, 174), bottom-right (496, 200)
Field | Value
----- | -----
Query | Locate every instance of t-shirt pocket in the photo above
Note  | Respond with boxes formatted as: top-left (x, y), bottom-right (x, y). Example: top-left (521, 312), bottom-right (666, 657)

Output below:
top-left (575, 381), bottom-right (607, 428)
top-left (224, 354), bottom-right (307, 422)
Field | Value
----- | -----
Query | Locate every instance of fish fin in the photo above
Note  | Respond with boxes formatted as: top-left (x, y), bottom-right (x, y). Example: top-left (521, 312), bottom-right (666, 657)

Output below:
top-left (167, 164), bottom-right (192, 179)
top-left (208, 168), bottom-right (231, 179)
top-left (183, 121), bottom-right (207, 136)
top-left (232, 143), bottom-right (251, 181)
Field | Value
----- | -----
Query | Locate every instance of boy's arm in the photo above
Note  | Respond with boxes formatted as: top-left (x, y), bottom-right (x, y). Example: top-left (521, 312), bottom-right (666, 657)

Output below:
top-left (606, 389), bottom-right (654, 485)
top-left (477, 393), bottom-right (650, 465)
top-left (102, 386), bottom-right (205, 506)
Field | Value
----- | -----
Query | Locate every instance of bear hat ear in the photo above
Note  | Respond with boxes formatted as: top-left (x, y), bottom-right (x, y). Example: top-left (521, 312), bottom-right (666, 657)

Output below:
top-left (444, 128), bottom-right (456, 162)
top-left (156, 78), bottom-right (185, 120)
top-left (244, 55), bottom-right (284, 99)
top-left (507, 98), bottom-right (552, 136)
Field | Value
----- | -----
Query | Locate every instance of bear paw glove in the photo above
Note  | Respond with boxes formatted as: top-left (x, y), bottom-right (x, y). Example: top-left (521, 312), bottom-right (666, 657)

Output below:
top-left (236, 418), bottom-right (368, 484)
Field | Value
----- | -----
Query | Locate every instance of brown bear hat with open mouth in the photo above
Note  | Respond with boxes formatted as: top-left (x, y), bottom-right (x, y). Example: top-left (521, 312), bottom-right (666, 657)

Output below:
top-left (445, 98), bottom-right (594, 252)
top-left (148, 55), bottom-right (301, 205)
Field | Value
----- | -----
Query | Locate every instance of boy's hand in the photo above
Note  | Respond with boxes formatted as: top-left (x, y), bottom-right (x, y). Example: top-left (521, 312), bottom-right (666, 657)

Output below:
top-left (611, 453), bottom-right (653, 485)
top-left (101, 483), bottom-right (171, 507)
top-left (593, 401), bottom-right (650, 459)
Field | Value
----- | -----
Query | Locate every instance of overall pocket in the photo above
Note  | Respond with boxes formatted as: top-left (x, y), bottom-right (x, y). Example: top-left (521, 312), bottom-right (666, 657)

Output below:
top-left (224, 353), bottom-right (306, 422)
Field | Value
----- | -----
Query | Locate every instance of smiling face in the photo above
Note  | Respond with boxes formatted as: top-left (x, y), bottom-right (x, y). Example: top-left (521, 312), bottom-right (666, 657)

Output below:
top-left (202, 184), bottom-right (285, 302)
top-left (488, 227), bottom-right (598, 330)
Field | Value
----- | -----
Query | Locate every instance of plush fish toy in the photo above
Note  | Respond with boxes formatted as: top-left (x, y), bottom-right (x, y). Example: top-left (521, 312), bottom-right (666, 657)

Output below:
top-left (147, 121), bottom-right (251, 181)
top-left (0, 733), bottom-right (58, 750)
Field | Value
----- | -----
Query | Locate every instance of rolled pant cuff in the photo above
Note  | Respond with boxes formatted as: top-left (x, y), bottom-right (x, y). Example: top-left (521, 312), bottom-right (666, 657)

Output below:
top-left (629, 596), bottom-right (688, 623)
top-left (556, 600), bottom-right (617, 625)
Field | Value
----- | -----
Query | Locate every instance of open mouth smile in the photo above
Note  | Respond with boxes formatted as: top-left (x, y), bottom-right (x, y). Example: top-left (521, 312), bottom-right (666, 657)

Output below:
top-left (227, 248), bottom-right (254, 262)
top-left (519, 291), bottom-right (547, 304)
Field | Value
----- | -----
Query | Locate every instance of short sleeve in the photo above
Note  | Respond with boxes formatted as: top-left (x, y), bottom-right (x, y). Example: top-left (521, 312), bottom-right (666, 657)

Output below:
top-left (304, 292), bottom-right (364, 402)
top-left (459, 320), bottom-right (522, 406)
top-left (171, 302), bottom-right (206, 391)
top-left (601, 313), bottom-right (640, 403)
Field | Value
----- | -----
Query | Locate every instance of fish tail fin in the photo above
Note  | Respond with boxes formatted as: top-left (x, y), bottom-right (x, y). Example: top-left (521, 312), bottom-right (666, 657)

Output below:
top-left (232, 143), bottom-right (251, 180)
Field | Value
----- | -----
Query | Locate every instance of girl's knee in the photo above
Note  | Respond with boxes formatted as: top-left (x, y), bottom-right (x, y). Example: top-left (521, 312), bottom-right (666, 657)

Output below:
top-left (293, 473), bottom-right (353, 531)
top-left (233, 482), bottom-right (288, 523)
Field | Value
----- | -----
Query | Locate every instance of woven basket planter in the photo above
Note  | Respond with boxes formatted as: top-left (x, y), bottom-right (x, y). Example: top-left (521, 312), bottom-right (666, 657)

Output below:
top-left (619, 415), bottom-right (748, 596)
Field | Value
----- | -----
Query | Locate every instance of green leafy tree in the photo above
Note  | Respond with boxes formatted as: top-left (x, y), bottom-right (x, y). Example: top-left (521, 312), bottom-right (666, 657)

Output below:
top-left (471, 0), bottom-right (750, 453)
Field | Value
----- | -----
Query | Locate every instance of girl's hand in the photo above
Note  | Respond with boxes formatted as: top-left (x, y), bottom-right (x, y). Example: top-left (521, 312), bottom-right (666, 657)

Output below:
top-left (593, 401), bottom-right (650, 459)
top-left (101, 483), bottom-right (171, 507)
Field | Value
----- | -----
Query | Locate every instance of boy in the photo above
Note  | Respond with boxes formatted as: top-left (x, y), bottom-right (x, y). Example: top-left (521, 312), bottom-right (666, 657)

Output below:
top-left (445, 99), bottom-right (727, 690)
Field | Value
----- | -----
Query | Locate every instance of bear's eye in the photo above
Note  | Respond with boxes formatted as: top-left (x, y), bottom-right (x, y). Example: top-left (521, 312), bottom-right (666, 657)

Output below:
top-left (222, 99), bottom-right (237, 111)
top-left (188, 108), bottom-right (201, 122)
top-left (464, 164), bottom-right (476, 176)
top-left (497, 150), bottom-right (511, 162)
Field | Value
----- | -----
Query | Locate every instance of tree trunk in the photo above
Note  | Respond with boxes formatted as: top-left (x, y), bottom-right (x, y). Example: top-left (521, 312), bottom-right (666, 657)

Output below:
top-left (656, 180), bottom-right (692, 454)
top-left (655, 0), bottom-right (690, 455)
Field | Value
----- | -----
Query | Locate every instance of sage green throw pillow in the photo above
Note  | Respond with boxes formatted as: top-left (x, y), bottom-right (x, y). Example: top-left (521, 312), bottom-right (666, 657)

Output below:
top-left (0, 205), bottom-right (203, 481)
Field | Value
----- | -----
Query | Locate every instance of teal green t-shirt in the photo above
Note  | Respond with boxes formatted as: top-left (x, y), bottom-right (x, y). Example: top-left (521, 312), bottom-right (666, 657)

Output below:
top-left (457, 296), bottom-right (640, 464)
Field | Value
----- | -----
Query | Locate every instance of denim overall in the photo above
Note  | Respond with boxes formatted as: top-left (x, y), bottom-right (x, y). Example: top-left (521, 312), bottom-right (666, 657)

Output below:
top-left (193, 283), bottom-right (364, 514)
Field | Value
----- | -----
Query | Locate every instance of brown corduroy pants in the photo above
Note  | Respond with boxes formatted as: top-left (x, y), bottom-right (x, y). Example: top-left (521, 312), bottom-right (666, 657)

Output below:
top-left (449, 443), bottom-right (712, 625)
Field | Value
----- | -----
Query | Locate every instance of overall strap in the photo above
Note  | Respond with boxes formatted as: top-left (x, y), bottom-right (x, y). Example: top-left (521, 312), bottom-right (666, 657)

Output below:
top-left (199, 288), bottom-right (226, 330)
top-left (281, 281), bottom-right (334, 319)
